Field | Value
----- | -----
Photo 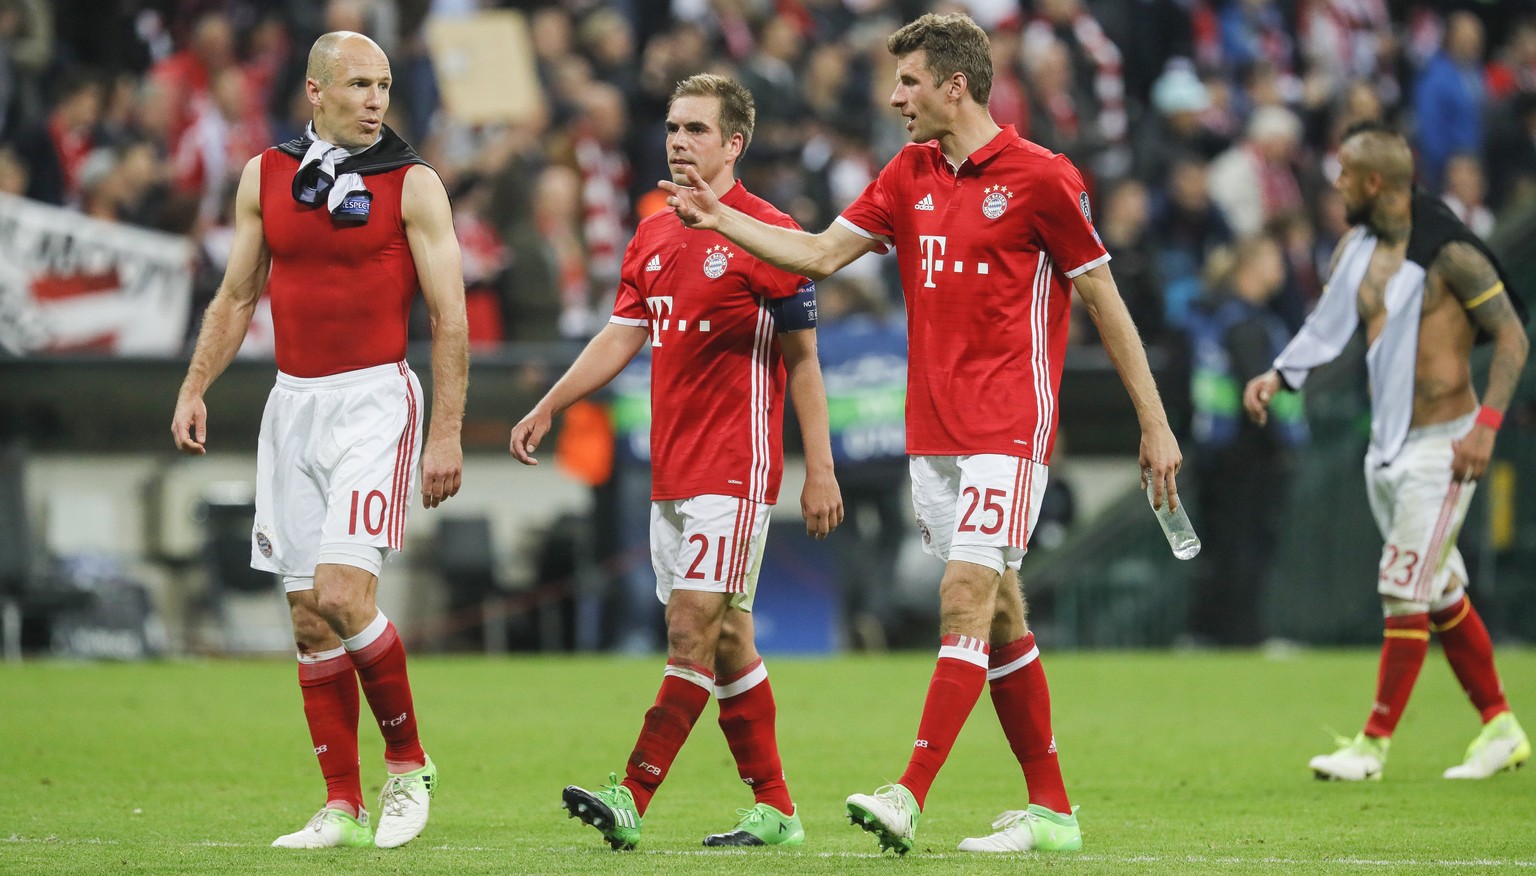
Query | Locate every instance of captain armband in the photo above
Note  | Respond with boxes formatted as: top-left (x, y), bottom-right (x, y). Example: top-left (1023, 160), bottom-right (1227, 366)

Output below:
top-left (1463, 281), bottom-right (1505, 311)
top-left (769, 280), bottom-right (818, 332)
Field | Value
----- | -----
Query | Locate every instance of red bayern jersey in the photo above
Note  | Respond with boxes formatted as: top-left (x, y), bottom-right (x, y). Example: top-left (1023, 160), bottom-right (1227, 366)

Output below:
top-left (613, 181), bottom-right (808, 504)
top-left (836, 125), bottom-right (1108, 463)
top-left (259, 149), bottom-right (419, 377)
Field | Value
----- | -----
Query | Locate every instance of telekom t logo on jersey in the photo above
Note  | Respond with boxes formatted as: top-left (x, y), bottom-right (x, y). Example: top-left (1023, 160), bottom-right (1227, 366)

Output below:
top-left (918, 234), bottom-right (990, 289)
top-left (645, 295), bottom-right (711, 346)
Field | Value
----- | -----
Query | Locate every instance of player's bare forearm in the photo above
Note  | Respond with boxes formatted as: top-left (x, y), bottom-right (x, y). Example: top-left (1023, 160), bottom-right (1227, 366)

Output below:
top-left (1074, 265), bottom-right (1171, 430)
top-left (538, 324), bottom-right (647, 419)
top-left (781, 329), bottom-right (844, 537)
top-left (1074, 264), bottom-right (1182, 505)
top-left (663, 164), bottom-right (872, 280)
top-left (426, 311), bottom-right (468, 444)
top-left (172, 156), bottom-right (267, 454)
top-left (1475, 307), bottom-right (1529, 418)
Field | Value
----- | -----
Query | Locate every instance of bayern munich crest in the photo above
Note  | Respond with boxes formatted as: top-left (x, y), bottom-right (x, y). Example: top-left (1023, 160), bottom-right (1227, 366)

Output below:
top-left (255, 530), bottom-right (273, 558)
top-left (703, 243), bottom-right (734, 279)
top-left (981, 184), bottom-right (1013, 220)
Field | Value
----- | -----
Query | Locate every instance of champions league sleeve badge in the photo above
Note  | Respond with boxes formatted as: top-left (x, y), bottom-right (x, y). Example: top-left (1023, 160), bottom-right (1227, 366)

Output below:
top-left (333, 190), bottom-right (373, 225)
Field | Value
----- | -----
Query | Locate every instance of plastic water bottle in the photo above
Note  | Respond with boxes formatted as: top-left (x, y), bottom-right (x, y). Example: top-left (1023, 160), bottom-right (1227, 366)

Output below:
top-left (1145, 468), bottom-right (1201, 560)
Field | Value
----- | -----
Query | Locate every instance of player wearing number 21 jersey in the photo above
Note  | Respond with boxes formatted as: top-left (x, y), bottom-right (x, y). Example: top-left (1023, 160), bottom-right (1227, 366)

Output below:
top-left (511, 74), bottom-right (842, 851)
top-left (660, 13), bottom-right (1181, 855)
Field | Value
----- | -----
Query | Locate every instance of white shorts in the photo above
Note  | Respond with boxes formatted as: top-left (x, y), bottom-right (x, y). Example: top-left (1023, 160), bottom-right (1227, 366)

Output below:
top-left (252, 362), bottom-right (423, 587)
top-left (910, 454), bottom-right (1049, 573)
top-left (651, 495), bottom-right (772, 611)
top-left (1365, 413), bottom-right (1476, 605)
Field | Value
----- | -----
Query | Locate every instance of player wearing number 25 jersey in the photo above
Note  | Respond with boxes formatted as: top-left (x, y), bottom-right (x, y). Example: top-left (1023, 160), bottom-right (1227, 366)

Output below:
top-left (659, 13), bottom-right (1182, 855)
top-left (838, 130), bottom-right (1106, 463)
top-left (511, 74), bottom-right (842, 851)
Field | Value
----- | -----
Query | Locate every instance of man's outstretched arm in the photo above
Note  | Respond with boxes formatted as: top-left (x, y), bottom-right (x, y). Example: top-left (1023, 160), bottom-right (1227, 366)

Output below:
top-left (660, 164), bottom-right (878, 280)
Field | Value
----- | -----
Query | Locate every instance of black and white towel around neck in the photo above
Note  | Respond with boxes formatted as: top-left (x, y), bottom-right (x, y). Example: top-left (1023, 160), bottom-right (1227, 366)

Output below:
top-left (277, 122), bottom-right (428, 222)
top-left (1273, 193), bottom-right (1526, 465)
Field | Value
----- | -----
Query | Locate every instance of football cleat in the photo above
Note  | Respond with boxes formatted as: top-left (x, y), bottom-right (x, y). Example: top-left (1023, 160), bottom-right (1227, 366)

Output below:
top-left (562, 773), bottom-right (642, 851)
top-left (1443, 712), bottom-right (1531, 779)
top-left (957, 804), bottom-right (1082, 852)
top-left (271, 807), bottom-right (373, 849)
top-left (374, 755), bottom-right (437, 848)
top-left (702, 802), bottom-right (805, 847)
top-left (845, 783), bottom-right (919, 855)
top-left (1309, 732), bottom-right (1388, 781)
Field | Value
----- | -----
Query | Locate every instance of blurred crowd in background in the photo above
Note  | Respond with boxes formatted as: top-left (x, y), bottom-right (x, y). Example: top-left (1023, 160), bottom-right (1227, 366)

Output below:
top-left (2, 0), bottom-right (1535, 353)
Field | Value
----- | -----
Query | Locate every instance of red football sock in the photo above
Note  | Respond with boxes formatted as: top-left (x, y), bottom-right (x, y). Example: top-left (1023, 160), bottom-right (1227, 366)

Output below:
top-left (897, 635), bottom-right (989, 810)
top-left (297, 648), bottom-right (363, 817)
top-left (1432, 595), bottom-right (1510, 722)
top-left (988, 633), bottom-right (1070, 813)
top-left (343, 613), bottom-right (426, 772)
top-left (1362, 614), bottom-right (1430, 738)
top-left (621, 659), bottom-right (714, 816)
top-left (716, 658), bottom-right (792, 812)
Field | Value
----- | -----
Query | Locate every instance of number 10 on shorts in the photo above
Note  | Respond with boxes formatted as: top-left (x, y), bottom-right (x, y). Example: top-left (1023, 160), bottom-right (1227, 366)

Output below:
top-left (349, 490), bottom-right (388, 535)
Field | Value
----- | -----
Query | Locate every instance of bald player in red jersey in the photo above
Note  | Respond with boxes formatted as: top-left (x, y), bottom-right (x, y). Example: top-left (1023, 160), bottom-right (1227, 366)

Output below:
top-left (171, 32), bottom-right (466, 851)
top-left (511, 74), bottom-right (843, 851)
top-left (662, 13), bottom-right (1182, 855)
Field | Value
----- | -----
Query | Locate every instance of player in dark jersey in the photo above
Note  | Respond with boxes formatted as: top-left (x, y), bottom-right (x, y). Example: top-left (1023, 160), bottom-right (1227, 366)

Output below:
top-left (171, 31), bottom-right (466, 850)
top-left (661, 12), bottom-right (1181, 855)
top-left (510, 74), bottom-right (842, 851)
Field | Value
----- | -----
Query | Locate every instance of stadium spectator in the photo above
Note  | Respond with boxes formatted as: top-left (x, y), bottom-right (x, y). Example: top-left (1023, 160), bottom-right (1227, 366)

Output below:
top-left (1184, 234), bottom-right (1304, 647)
top-left (170, 31), bottom-right (466, 850)
top-left (11, 70), bottom-right (100, 206)
top-left (1413, 11), bottom-right (1487, 192)
top-left (1153, 154), bottom-right (1234, 330)
top-left (1484, 18), bottom-right (1536, 101)
top-left (1207, 104), bottom-right (1305, 238)
top-left (512, 73), bottom-right (841, 852)
top-left (1024, 0), bottom-right (1128, 180)
top-left (554, 82), bottom-right (632, 337)
top-left (1441, 153), bottom-right (1494, 240)
top-left (1245, 123), bottom-right (1530, 783)
top-left (1133, 62), bottom-right (1230, 190)
top-left (660, 12), bottom-right (1180, 855)
top-left (149, 11), bottom-right (237, 156)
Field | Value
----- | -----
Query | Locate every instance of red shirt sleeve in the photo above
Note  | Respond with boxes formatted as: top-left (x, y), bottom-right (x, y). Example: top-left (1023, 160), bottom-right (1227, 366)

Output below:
top-left (835, 152), bottom-right (901, 253)
top-left (1035, 157), bottom-right (1110, 278)
top-left (611, 232), bottom-right (648, 323)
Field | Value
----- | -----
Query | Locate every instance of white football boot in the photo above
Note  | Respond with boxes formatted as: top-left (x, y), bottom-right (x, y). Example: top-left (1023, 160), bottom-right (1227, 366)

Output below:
top-left (1309, 732), bottom-right (1388, 781)
top-left (271, 807), bottom-right (373, 849)
top-left (1444, 712), bottom-right (1531, 779)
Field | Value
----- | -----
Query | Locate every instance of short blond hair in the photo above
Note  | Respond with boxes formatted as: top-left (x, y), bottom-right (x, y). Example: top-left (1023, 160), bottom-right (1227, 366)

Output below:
top-left (670, 73), bottom-right (756, 153)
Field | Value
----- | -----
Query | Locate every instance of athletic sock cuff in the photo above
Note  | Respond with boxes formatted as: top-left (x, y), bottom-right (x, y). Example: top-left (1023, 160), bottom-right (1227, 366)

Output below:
top-left (664, 658), bottom-right (716, 691)
top-left (715, 658), bottom-right (767, 699)
top-left (938, 634), bottom-right (990, 668)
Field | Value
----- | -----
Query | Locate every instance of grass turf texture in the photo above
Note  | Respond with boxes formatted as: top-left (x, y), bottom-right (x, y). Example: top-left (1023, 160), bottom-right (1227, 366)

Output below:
top-left (4, 649), bottom-right (1532, 874)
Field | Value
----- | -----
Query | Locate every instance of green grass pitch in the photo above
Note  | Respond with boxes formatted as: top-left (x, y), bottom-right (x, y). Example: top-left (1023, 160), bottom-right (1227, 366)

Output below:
top-left (4, 649), bottom-right (1532, 874)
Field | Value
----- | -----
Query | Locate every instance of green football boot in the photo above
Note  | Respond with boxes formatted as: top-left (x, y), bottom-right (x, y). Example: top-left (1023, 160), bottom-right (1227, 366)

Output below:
top-left (703, 802), bottom-right (805, 847)
top-left (1444, 712), bottom-right (1531, 779)
top-left (957, 805), bottom-right (1083, 852)
top-left (562, 773), bottom-right (642, 851)
top-left (271, 807), bottom-right (374, 849)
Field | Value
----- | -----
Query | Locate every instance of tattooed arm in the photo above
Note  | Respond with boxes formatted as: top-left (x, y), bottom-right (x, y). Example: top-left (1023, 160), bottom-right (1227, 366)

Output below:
top-left (1434, 241), bottom-right (1530, 480)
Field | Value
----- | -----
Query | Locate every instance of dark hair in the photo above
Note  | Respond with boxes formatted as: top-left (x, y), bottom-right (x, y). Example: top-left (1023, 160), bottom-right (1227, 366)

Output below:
top-left (670, 73), bottom-right (756, 154)
top-left (886, 13), bottom-right (993, 107)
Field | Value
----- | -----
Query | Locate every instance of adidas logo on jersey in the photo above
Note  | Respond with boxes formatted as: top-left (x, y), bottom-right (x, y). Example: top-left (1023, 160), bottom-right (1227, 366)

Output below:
top-left (645, 254), bottom-right (662, 272)
top-left (914, 193), bottom-right (935, 211)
